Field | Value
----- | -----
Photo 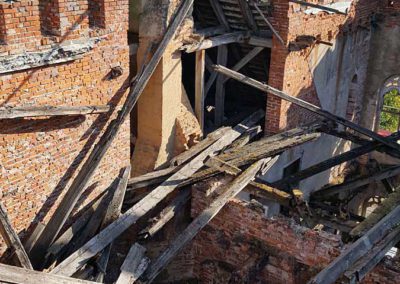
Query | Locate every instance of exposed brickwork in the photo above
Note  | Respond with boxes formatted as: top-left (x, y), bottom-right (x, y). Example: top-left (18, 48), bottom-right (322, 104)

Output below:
top-left (264, 0), bottom-right (398, 134)
top-left (0, 0), bottom-right (130, 254)
top-left (182, 177), bottom-right (400, 283)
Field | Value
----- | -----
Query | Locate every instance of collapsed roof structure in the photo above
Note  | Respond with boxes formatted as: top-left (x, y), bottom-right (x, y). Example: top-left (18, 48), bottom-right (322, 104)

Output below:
top-left (0, 0), bottom-right (399, 283)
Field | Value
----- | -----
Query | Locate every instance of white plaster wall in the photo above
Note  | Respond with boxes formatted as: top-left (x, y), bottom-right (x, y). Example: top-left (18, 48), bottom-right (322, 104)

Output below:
top-left (261, 30), bottom-right (372, 198)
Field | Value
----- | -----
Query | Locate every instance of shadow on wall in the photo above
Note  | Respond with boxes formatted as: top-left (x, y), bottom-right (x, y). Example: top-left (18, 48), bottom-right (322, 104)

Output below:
top-left (0, 8), bottom-right (89, 107)
top-left (264, 1), bottom-right (400, 197)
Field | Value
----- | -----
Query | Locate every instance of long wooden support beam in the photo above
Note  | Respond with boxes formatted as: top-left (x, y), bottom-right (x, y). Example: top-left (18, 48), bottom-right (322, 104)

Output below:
top-left (29, 0), bottom-right (196, 267)
top-left (50, 110), bottom-right (264, 277)
top-left (127, 124), bottom-right (320, 193)
top-left (289, 0), bottom-right (348, 15)
top-left (312, 165), bottom-right (400, 200)
top-left (212, 65), bottom-right (400, 153)
top-left (0, 263), bottom-right (96, 284)
top-left (116, 243), bottom-right (149, 284)
top-left (272, 131), bottom-right (400, 189)
top-left (0, 203), bottom-right (33, 269)
top-left (0, 106), bottom-right (110, 119)
top-left (182, 32), bottom-right (246, 53)
top-left (344, 226), bottom-right (400, 283)
top-left (308, 205), bottom-right (400, 284)
top-left (142, 158), bottom-right (275, 283)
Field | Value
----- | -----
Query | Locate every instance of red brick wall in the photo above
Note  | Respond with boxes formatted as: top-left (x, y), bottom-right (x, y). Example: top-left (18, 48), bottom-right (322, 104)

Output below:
top-left (265, 0), bottom-right (383, 134)
top-left (186, 178), bottom-right (400, 283)
top-left (0, 0), bottom-right (130, 253)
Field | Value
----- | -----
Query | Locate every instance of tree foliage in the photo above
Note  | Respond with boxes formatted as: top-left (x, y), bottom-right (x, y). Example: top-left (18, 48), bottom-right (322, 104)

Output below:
top-left (379, 89), bottom-right (400, 132)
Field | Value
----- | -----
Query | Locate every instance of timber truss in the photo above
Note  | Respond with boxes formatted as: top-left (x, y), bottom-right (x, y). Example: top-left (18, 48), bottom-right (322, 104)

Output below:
top-left (0, 1), bottom-right (398, 284)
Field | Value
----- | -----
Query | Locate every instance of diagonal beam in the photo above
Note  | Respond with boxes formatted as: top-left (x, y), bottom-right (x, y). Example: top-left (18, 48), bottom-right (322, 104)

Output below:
top-left (142, 158), bottom-right (276, 283)
top-left (238, 0), bottom-right (258, 31)
top-left (312, 165), bottom-right (400, 200)
top-left (249, 0), bottom-right (285, 46)
top-left (0, 203), bottom-right (32, 269)
top-left (29, 0), bottom-right (196, 267)
top-left (222, 46), bottom-right (264, 84)
top-left (272, 131), bottom-right (400, 189)
top-left (50, 110), bottom-right (264, 277)
top-left (308, 205), bottom-right (400, 284)
top-left (212, 65), bottom-right (400, 153)
top-left (209, 0), bottom-right (230, 31)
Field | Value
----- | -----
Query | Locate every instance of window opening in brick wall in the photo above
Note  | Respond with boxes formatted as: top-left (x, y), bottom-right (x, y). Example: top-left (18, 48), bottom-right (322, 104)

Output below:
top-left (378, 75), bottom-right (400, 134)
top-left (282, 158), bottom-right (301, 189)
top-left (89, 0), bottom-right (106, 29)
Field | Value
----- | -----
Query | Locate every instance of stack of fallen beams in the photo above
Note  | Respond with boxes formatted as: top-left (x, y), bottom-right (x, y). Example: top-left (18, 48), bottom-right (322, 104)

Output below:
top-left (0, 108), bottom-right (320, 283)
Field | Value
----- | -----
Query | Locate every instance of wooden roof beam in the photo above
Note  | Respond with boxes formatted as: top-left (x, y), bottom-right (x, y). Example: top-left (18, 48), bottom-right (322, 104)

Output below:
top-left (0, 106), bottom-right (110, 119)
top-left (212, 65), bottom-right (400, 154)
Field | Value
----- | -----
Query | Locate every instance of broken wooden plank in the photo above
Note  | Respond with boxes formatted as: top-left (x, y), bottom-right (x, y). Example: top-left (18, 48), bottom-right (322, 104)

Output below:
top-left (349, 187), bottom-right (400, 237)
top-left (116, 243), bottom-right (150, 284)
top-left (180, 132), bottom-right (320, 188)
top-left (51, 110), bottom-right (264, 276)
top-left (344, 225), bottom-right (400, 283)
top-left (0, 105), bottom-right (110, 119)
top-left (170, 126), bottom-right (231, 166)
top-left (213, 65), bottom-right (400, 153)
top-left (182, 32), bottom-right (246, 53)
top-left (312, 165), bottom-right (400, 200)
top-left (205, 156), bottom-right (292, 207)
top-left (0, 263), bottom-right (97, 284)
top-left (289, 0), bottom-right (348, 15)
top-left (95, 166), bottom-right (131, 282)
top-left (29, 0), bottom-right (195, 267)
top-left (24, 222), bottom-right (45, 254)
top-left (224, 125), bottom-right (261, 153)
top-left (139, 189), bottom-right (191, 240)
top-left (308, 205), bottom-right (400, 284)
top-left (46, 192), bottom-right (106, 261)
top-left (130, 125), bottom-right (319, 193)
top-left (0, 202), bottom-right (33, 269)
top-left (142, 158), bottom-right (276, 283)
top-left (127, 127), bottom-right (231, 191)
top-left (195, 50), bottom-right (206, 130)
top-left (215, 45), bottom-right (228, 126)
top-left (64, 183), bottom-right (115, 259)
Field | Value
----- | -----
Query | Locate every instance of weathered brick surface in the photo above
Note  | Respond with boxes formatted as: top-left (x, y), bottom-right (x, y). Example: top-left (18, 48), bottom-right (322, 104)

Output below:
top-left (264, 0), bottom-right (397, 134)
top-left (0, 0), bottom-right (130, 254)
top-left (185, 178), bottom-right (400, 283)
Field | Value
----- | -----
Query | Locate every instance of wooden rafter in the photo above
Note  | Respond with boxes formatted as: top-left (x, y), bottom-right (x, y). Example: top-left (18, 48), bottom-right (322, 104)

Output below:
top-left (0, 203), bottom-right (32, 269)
top-left (0, 106), bottom-right (110, 119)
top-left (212, 65), bottom-right (400, 153)
top-left (50, 110), bottom-right (264, 277)
top-left (29, 0), bottom-right (196, 267)
top-left (142, 158), bottom-right (275, 283)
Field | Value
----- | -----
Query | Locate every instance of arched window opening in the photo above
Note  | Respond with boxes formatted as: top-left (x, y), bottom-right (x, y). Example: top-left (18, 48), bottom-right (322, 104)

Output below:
top-left (379, 89), bottom-right (400, 133)
top-left (378, 75), bottom-right (400, 134)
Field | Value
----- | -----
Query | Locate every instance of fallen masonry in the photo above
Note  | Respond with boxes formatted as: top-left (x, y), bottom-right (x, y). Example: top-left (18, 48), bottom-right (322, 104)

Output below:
top-left (0, 0), bottom-right (400, 283)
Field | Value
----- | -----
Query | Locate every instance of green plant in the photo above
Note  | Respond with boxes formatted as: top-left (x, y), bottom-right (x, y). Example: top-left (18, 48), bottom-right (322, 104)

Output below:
top-left (379, 89), bottom-right (400, 132)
